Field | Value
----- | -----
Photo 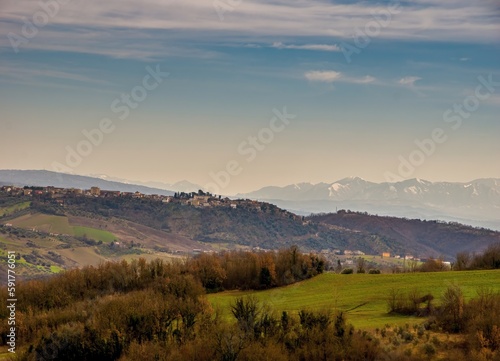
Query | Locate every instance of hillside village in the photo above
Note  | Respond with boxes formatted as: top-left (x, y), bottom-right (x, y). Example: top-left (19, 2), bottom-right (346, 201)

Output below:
top-left (0, 185), bottom-right (303, 215)
top-left (0, 185), bottom-right (397, 262)
top-left (0, 185), bottom-right (474, 267)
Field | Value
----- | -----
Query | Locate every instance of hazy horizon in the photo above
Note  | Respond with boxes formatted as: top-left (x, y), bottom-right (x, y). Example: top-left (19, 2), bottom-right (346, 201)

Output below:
top-left (1, 168), bottom-right (500, 196)
top-left (1, 0), bottom-right (499, 194)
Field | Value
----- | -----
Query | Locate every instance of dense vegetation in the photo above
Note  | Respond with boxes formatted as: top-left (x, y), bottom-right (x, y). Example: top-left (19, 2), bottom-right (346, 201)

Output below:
top-left (3, 193), bottom-right (500, 259)
top-left (410, 242), bottom-right (500, 273)
top-left (311, 210), bottom-right (500, 258)
top-left (455, 243), bottom-right (500, 270)
top-left (387, 284), bottom-right (500, 356)
top-left (0, 246), bottom-right (499, 360)
top-left (0, 248), bottom-right (326, 359)
top-left (41, 195), bottom-right (388, 253)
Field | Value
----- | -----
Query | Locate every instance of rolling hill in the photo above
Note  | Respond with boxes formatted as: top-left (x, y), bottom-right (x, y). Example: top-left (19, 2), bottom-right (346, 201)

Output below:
top-left (208, 270), bottom-right (500, 329)
top-left (310, 211), bottom-right (500, 259)
top-left (2, 191), bottom-right (499, 261)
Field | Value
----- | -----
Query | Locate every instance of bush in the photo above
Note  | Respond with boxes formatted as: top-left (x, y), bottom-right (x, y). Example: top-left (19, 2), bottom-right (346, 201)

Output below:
top-left (387, 288), bottom-right (434, 316)
top-left (422, 343), bottom-right (436, 356)
top-left (456, 242), bottom-right (500, 270)
top-left (368, 269), bottom-right (381, 274)
top-left (437, 284), bottom-right (465, 333)
top-left (341, 268), bottom-right (353, 274)
top-left (418, 257), bottom-right (448, 272)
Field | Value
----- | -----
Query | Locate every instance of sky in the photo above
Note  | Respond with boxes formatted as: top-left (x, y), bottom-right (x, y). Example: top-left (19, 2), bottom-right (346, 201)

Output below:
top-left (0, 0), bottom-right (499, 194)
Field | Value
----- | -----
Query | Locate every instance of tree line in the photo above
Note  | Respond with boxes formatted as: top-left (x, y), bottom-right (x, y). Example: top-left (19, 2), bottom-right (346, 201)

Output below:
top-left (1, 245), bottom-right (498, 360)
top-left (0, 247), bottom-right (327, 360)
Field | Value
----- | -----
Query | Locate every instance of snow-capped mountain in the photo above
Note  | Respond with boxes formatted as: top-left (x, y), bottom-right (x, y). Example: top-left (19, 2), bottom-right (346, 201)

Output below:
top-left (238, 178), bottom-right (500, 230)
top-left (239, 177), bottom-right (500, 205)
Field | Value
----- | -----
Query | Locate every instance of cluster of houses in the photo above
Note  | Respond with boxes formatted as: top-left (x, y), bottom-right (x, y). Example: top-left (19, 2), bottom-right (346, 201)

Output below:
top-left (317, 249), bottom-right (428, 266)
top-left (381, 252), bottom-right (420, 261)
top-left (320, 249), bottom-right (365, 256)
top-left (0, 185), bottom-right (214, 204)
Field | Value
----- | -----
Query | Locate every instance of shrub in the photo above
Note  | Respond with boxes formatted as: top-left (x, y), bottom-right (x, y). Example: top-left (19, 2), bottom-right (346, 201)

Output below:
top-left (437, 284), bottom-right (465, 333)
top-left (341, 268), bottom-right (353, 274)
top-left (422, 343), bottom-right (436, 356)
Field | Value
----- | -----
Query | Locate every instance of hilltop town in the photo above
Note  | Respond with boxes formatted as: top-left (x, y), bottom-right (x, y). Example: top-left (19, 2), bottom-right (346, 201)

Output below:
top-left (0, 184), bottom-right (305, 219)
top-left (1, 184), bottom-right (497, 268)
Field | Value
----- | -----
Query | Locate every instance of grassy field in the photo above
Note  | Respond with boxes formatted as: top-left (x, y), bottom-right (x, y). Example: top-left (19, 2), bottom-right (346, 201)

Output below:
top-left (0, 201), bottom-right (31, 217)
top-left (73, 226), bottom-right (116, 243)
top-left (0, 213), bottom-right (181, 280)
top-left (208, 270), bottom-right (500, 329)
top-left (9, 213), bottom-right (116, 242)
top-left (10, 213), bottom-right (74, 234)
top-left (57, 247), bottom-right (109, 266)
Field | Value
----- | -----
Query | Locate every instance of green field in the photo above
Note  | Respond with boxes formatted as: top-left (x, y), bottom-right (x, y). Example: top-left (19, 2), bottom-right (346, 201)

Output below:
top-left (0, 201), bottom-right (31, 217)
top-left (208, 270), bottom-right (500, 329)
top-left (10, 213), bottom-right (74, 234)
top-left (73, 226), bottom-right (116, 243)
top-left (9, 213), bottom-right (116, 242)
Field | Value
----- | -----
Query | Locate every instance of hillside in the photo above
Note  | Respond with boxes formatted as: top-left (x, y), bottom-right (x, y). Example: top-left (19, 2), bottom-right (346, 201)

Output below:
top-left (310, 211), bottom-right (500, 258)
top-left (36, 195), bottom-right (380, 253)
top-left (0, 194), bottom-right (385, 283)
top-left (55, 194), bottom-right (500, 260)
top-left (208, 270), bottom-right (500, 329)
top-left (1, 188), bottom-right (499, 265)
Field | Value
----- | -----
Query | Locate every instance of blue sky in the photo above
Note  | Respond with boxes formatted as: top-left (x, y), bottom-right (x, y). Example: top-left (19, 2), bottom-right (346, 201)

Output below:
top-left (0, 0), bottom-right (499, 193)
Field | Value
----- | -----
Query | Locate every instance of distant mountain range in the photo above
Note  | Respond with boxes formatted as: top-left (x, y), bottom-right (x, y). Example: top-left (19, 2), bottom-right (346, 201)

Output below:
top-left (87, 174), bottom-right (203, 193)
top-left (2, 170), bottom-right (499, 231)
top-left (0, 170), bottom-right (175, 196)
top-left (237, 177), bottom-right (500, 231)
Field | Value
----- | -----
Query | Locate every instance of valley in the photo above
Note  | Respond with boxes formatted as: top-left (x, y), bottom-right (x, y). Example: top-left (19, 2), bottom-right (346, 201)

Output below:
top-left (1, 185), bottom-right (499, 282)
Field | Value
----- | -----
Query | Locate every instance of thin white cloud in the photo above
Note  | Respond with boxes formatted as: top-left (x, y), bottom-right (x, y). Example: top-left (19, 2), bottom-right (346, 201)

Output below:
top-left (460, 57), bottom-right (469, 61)
top-left (0, 64), bottom-right (109, 85)
top-left (303, 71), bottom-right (377, 85)
top-left (244, 44), bottom-right (262, 48)
top-left (305, 71), bottom-right (342, 83)
top-left (399, 76), bottom-right (422, 86)
top-left (348, 75), bottom-right (376, 84)
top-left (272, 42), bottom-right (340, 52)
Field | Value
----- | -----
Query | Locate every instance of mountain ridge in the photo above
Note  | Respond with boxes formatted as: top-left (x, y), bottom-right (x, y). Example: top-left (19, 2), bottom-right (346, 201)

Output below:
top-left (0, 169), bottom-right (175, 196)
top-left (2, 170), bottom-right (499, 231)
top-left (2, 187), bottom-right (499, 259)
top-left (237, 177), bottom-right (500, 231)
top-left (238, 177), bottom-right (500, 202)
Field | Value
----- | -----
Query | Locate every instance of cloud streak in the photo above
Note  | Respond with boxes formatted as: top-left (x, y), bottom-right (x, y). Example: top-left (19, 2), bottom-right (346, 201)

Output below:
top-left (348, 75), bottom-right (376, 84)
top-left (305, 71), bottom-right (342, 83)
top-left (272, 42), bottom-right (340, 52)
top-left (399, 76), bottom-right (421, 86)
top-left (0, 0), bottom-right (498, 59)
top-left (304, 71), bottom-right (379, 86)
